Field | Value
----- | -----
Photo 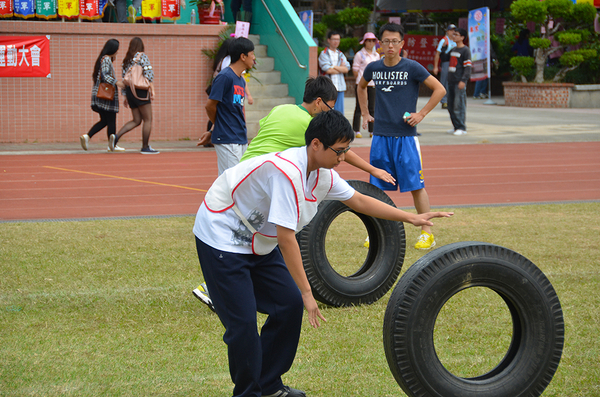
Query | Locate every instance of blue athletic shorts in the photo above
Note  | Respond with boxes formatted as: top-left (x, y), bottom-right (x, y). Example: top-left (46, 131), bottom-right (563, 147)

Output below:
top-left (369, 135), bottom-right (425, 192)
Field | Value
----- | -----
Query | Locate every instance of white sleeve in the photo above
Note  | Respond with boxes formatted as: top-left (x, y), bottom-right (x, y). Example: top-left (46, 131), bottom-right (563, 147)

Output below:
top-left (324, 171), bottom-right (355, 201)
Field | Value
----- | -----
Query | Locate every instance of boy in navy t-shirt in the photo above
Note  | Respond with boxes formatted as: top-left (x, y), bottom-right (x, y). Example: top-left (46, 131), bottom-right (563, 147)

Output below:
top-left (357, 23), bottom-right (446, 250)
top-left (205, 37), bottom-right (255, 175)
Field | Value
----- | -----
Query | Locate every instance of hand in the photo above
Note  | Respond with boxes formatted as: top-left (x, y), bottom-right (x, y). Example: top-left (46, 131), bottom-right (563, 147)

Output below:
top-left (404, 112), bottom-right (424, 127)
top-left (433, 66), bottom-right (439, 75)
top-left (197, 131), bottom-right (212, 146)
top-left (246, 93), bottom-right (254, 105)
top-left (458, 81), bottom-right (466, 90)
top-left (302, 291), bottom-right (326, 329)
top-left (362, 114), bottom-right (374, 131)
top-left (372, 168), bottom-right (396, 184)
top-left (150, 86), bottom-right (155, 100)
top-left (116, 81), bottom-right (125, 89)
top-left (411, 212), bottom-right (454, 227)
top-left (124, 98), bottom-right (129, 108)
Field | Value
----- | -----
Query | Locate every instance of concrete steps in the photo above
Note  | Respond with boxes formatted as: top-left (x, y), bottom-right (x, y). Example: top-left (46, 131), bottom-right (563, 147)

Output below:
top-left (245, 34), bottom-right (296, 139)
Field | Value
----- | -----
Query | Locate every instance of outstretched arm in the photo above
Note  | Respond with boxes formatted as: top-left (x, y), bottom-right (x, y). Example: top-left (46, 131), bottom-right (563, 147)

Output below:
top-left (343, 191), bottom-right (453, 226)
top-left (344, 150), bottom-right (395, 184)
top-left (277, 225), bottom-right (327, 329)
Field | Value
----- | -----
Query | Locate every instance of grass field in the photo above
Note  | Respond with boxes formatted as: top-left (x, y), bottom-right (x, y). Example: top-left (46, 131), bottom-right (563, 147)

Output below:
top-left (1, 203), bottom-right (599, 396)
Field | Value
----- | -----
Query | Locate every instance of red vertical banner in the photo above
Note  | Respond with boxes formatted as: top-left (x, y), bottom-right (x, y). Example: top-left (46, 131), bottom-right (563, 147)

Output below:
top-left (0, 0), bottom-right (14, 18)
top-left (79, 0), bottom-right (99, 19)
top-left (403, 35), bottom-right (442, 73)
top-left (0, 36), bottom-right (51, 78)
top-left (161, 0), bottom-right (179, 20)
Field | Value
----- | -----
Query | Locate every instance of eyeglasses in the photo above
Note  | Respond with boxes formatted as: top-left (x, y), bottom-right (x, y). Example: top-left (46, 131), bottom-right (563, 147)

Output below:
top-left (381, 39), bottom-right (403, 46)
top-left (327, 145), bottom-right (351, 156)
top-left (320, 99), bottom-right (334, 111)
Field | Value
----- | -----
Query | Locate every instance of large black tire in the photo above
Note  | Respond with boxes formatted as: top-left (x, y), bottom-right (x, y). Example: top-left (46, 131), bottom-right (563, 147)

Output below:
top-left (383, 241), bottom-right (564, 397)
top-left (297, 180), bottom-right (405, 307)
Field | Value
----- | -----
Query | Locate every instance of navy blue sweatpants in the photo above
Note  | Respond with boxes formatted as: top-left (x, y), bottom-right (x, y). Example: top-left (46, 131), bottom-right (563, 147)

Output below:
top-left (195, 237), bottom-right (304, 397)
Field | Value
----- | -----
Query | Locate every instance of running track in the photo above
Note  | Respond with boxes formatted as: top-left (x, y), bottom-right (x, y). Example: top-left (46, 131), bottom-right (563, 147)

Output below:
top-left (1, 142), bottom-right (600, 221)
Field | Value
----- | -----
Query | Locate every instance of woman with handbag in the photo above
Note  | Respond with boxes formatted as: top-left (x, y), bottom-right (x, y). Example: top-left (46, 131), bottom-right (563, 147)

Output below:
top-left (81, 39), bottom-right (126, 152)
top-left (109, 37), bottom-right (158, 155)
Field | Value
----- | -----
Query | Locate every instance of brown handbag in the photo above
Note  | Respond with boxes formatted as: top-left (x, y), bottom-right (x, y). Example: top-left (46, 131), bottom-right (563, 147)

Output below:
top-left (97, 82), bottom-right (115, 101)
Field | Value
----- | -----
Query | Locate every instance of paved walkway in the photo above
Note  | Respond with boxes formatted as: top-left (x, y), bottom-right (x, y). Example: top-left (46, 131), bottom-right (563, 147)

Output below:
top-left (1, 97), bottom-right (599, 154)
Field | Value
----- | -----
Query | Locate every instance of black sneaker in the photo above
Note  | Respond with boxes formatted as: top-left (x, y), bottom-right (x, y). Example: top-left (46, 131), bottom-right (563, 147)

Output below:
top-left (263, 386), bottom-right (306, 397)
top-left (140, 146), bottom-right (160, 154)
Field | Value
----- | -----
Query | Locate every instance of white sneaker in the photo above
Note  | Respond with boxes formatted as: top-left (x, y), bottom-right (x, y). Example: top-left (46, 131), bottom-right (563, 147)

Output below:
top-left (446, 129), bottom-right (456, 134)
top-left (114, 145), bottom-right (125, 152)
top-left (453, 129), bottom-right (467, 136)
top-left (80, 134), bottom-right (89, 150)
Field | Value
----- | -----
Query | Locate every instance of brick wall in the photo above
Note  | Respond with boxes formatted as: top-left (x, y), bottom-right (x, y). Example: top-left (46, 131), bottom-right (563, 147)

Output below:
top-left (0, 21), bottom-right (224, 143)
top-left (503, 82), bottom-right (574, 108)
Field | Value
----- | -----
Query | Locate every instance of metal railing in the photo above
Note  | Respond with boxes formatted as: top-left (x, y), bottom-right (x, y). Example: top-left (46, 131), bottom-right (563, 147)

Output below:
top-left (259, 0), bottom-right (306, 69)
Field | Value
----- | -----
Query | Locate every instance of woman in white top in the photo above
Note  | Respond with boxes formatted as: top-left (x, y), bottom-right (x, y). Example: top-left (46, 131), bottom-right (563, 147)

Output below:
top-left (352, 32), bottom-right (380, 138)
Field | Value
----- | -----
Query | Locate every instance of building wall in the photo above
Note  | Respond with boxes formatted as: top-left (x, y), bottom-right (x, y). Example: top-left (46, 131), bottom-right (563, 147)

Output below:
top-left (1, 21), bottom-right (224, 143)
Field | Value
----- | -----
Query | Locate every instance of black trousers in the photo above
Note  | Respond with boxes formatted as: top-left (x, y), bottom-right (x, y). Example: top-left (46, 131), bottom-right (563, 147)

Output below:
top-left (88, 108), bottom-right (117, 140)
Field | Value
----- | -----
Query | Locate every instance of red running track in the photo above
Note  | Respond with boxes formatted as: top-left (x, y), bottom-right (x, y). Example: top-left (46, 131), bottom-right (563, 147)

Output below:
top-left (1, 142), bottom-right (599, 221)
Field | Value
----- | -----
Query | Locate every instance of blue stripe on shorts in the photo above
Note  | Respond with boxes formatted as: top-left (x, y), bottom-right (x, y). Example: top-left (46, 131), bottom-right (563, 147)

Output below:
top-left (369, 135), bottom-right (425, 192)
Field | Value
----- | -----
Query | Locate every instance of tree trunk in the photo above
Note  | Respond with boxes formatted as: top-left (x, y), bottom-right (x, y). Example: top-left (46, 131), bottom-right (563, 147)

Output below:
top-left (534, 48), bottom-right (547, 84)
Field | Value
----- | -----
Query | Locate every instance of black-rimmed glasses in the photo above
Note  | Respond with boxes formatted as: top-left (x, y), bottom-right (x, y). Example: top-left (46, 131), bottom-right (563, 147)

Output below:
top-left (327, 146), bottom-right (351, 156)
top-left (319, 98), bottom-right (334, 111)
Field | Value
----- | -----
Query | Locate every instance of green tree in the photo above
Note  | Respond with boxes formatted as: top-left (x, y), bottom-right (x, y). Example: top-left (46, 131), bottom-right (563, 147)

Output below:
top-left (509, 0), bottom-right (597, 83)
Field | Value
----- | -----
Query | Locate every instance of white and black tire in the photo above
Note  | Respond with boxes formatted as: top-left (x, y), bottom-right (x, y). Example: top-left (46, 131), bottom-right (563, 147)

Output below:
top-left (383, 241), bottom-right (564, 397)
top-left (297, 180), bottom-right (406, 307)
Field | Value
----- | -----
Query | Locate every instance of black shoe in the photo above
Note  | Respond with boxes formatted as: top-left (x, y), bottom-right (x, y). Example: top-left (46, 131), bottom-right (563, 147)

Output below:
top-left (263, 386), bottom-right (306, 397)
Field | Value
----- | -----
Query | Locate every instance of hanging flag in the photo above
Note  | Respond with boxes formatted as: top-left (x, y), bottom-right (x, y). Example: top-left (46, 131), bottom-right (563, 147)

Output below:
top-left (468, 6), bottom-right (490, 81)
top-left (79, 0), bottom-right (99, 19)
top-left (98, 0), bottom-right (107, 17)
top-left (141, 0), bottom-right (160, 20)
top-left (36, 0), bottom-right (57, 19)
top-left (0, 0), bottom-right (14, 18)
top-left (14, 0), bottom-right (35, 18)
top-left (58, 0), bottom-right (79, 18)
top-left (0, 36), bottom-right (51, 78)
top-left (161, 0), bottom-right (179, 20)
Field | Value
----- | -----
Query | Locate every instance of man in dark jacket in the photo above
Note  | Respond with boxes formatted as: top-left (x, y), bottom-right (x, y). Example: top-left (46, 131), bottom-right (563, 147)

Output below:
top-left (447, 28), bottom-right (472, 136)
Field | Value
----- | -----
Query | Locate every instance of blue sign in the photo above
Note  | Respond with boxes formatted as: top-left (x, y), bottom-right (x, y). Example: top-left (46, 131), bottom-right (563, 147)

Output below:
top-left (468, 6), bottom-right (490, 81)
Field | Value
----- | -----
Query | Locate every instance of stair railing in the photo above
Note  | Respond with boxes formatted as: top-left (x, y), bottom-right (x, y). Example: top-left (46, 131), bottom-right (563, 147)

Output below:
top-left (259, 0), bottom-right (306, 69)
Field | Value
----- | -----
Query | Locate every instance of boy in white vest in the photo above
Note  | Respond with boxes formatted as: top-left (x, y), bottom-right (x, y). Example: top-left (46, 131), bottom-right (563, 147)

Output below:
top-left (192, 110), bottom-right (453, 397)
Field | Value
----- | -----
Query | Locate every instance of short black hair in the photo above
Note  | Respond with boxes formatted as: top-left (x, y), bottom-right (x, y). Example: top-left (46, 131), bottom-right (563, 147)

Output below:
top-left (305, 110), bottom-right (354, 147)
top-left (455, 28), bottom-right (468, 40)
top-left (303, 76), bottom-right (338, 104)
top-left (378, 23), bottom-right (404, 41)
top-left (327, 31), bottom-right (341, 39)
top-left (229, 37), bottom-right (255, 63)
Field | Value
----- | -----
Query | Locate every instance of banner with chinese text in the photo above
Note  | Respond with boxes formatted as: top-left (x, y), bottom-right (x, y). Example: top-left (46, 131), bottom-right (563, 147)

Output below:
top-left (162, 0), bottom-right (180, 20)
top-left (468, 6), bottom-right (490, 81)
top-left (14, 0), bottom-right (36, 18)
top-left (141, 0), bottom-right (160, 20)
top-left (58, 0), bottom-right (79, 18)
top-left (0, 36), bottom-right (51, 78)
top-left (36, 0), bottom-right (57, 18)
top-left (0, 0), bottom-right (14, 18)
top-left (79, 0), bottom-right (99, 19)
top-left (402, 34), bottom-right (442, 72)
